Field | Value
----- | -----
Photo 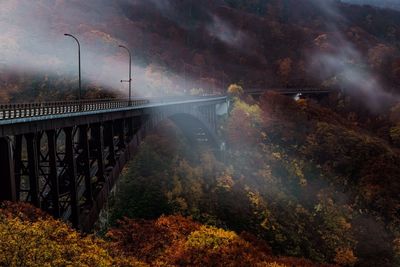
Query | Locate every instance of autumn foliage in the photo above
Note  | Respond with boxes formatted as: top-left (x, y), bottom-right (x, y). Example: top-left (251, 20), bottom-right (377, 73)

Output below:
top-left (0, 201), bottom-right (332, 267)
top-left (2, 91), bottom-right (399, 266)
top-left (0, 202), bottom-right (144, 267)
top-left (3, 0), bottom-right (400, 101)
top-left (107, 215), bottom-right (332, 267)
top-left (107, 88), bottom-right (400, 266)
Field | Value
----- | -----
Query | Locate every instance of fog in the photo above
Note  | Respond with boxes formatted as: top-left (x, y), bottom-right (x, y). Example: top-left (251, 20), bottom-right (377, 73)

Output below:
top-left (1, 0), bottom-right (398, 105)
top-left (309, 0), bottom-right (398, 111)
top-left (341, 0), bottom-right (400, 10)
top-left (207, 16), bottom-right (247, 50)
top-left (0, 0), bottom-right (196, 98)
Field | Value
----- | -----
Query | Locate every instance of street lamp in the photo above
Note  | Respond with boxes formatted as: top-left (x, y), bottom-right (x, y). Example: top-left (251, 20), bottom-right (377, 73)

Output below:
top-left (64, 33), bottom-right (82, 101)
top-left (119, 45), bottom-right (132, 105)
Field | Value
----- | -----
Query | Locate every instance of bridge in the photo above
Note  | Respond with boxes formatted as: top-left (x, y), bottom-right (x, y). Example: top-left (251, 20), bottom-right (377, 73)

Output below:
top-left (0, 96), bottom-right (227, 231)
top-left (0, 87), bottom-right (330, 231)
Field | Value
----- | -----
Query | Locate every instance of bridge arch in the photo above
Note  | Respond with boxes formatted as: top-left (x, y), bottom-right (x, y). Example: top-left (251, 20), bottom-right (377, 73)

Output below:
top-left (145, 108), bottom-right (220, 149)
top-left (0, 97), bottom-right (227, 232)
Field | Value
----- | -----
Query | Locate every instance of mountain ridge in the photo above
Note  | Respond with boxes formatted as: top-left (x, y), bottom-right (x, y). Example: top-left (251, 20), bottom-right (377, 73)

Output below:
top-left (0, 0), bottom-right (399, 102)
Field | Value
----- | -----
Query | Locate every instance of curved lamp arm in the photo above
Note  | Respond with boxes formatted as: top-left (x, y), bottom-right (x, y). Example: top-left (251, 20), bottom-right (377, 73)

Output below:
top-left (64, 33), bottom-right (82, 101)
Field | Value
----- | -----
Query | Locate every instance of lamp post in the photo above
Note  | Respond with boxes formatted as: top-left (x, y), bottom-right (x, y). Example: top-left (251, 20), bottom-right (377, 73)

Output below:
top-left (64, 34), bottom-right (82, 101)
top-left (119, 45), bottom-right (132, 106)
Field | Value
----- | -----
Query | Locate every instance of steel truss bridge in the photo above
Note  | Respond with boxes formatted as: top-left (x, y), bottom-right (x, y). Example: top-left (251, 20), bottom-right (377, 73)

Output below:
top-left (0, 88), bottom-right (330, 231)
top-left (0, 96), bottom-right (227, 231)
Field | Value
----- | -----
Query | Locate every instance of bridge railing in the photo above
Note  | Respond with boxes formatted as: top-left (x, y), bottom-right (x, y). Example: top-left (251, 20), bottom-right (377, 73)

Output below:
top-left (0, 95), bottom-right (227, 121)
top-left (0, 98), bottom-right (150, 120)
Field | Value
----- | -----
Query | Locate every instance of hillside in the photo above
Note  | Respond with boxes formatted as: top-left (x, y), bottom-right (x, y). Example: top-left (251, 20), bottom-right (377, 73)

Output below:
top-left (107, 89), bottom-right (400, 266)
top-left (0, 201), bottom-right (330, 266)
top-left (1, 1), bottom-right (400, 266)
top-left (0, 0), bottom-right (400, 102)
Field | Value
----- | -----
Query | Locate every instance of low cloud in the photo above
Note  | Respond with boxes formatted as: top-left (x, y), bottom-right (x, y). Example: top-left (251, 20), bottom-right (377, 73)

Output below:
top-left (341, 0), bottom-right (400, 11)
top-left (207, 15), bottom-right (260, 58)
top-left (308, 0), bottom-right (398, 111)
top-left (0, 0), bottom-right (203, 98)
top-left (207, 16), bottom-right (247, 49)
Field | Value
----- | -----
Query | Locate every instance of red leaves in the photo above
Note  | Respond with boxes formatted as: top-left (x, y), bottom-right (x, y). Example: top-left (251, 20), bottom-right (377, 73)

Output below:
top-left (107, 215), bottom-right (201, 262)
top-left (0, 201), bottom-right (50, 222)
top-left (107, 215), bottom-right (328, 266)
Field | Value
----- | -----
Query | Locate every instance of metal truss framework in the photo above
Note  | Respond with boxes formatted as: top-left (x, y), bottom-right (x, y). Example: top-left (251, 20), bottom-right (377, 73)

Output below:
top-left (0, 97), bottom-right (224, 231)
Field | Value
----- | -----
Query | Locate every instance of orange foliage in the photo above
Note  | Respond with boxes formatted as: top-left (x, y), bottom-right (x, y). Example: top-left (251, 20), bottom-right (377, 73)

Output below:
top-left (107, 215), bottom-right (201, 262)
top-left (334, 248), bottom-right (357, 266)
top-left (107, 215), bottom-right (335, 267)
top-left (0, 201), bottom-right (51, 221)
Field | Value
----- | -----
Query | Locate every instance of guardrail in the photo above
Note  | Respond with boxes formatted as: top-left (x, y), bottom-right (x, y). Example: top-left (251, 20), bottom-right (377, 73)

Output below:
top-left (0, 98), bottom-right (149, 120)
top-left (0, 95), bottom-right (228, 121)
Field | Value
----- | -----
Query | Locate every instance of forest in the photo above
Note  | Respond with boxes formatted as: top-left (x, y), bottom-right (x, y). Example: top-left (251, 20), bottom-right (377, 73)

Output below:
top-left (2, 88), bottom-right (400, 266)
top-left (105, 87), bottom-right (400, 266)
top-left (0, 0), bottom-right (400, 266)
top-left (1, 0), bottom-right (400, 101)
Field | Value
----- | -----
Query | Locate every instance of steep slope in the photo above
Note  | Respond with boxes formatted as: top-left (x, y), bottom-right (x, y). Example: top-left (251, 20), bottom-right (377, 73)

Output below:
top-left (0, 0), bottom-right (399, 102)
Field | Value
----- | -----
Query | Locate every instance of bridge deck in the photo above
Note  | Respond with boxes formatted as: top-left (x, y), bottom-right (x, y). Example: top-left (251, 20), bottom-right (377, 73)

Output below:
top-left (0, 87), bottom-right (330, 123)
top-left (0, 96), bottom-right (227, 124)
top-left (0, 96), bottom-right (227, 137)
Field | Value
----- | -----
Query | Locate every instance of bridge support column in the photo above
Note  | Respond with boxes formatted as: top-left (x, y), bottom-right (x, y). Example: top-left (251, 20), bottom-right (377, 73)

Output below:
top-left (79, 125), bottom-right (93, 206)
top-left (104, 121), bottom-right (116, 168)
top-left (126, 118), bottom-right (134, 142)
top-left (92, 123), bottom-right (105, 183)
top-left (211, 106), bottom-right (217, 131)
top-left (139, 116), bottom-right (148, 140)
top-left (46, 130), bottom-right (60, 217)
top-left (25, 133), bottom-right (41, 207)
top-left (115, 119), bottom-right (126, 150)
top-left (0, 137), bottom-right (16, 201)
top-left (133, 116), bottom-right (141, 139)
top-left (64, 127), bottom-right (79, 228)
top-left (14, 135), bottom-right (23, 200)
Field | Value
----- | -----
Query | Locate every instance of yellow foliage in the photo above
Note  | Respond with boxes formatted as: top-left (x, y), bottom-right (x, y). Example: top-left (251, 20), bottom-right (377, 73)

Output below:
top-left (216, 172), bottom-right (235, 190)
top-left (334, 247), bottom-right (357, 266)
top-left (272, 152), bottom-right (282, 160)
top-left (247, 189), bottom-right (264, 208)
top-left (190, 88), bottom-right (205, 96)
top-left (187, 226), bottom-right (238, 250)
top-left (389, 125), bottom-right (400, 146)
top-left (0, 214), bottom-right (145, 267)
top-left (227, 83), bottom-right (244, 97)
top-left (227, 99), bottom-right (263, 147)
top-left (234, 99), bottom-right (263, 123)
top-left (291, 160), bottom-right (307, 187)
top-left (337, 217), bottom-right (352, 231)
